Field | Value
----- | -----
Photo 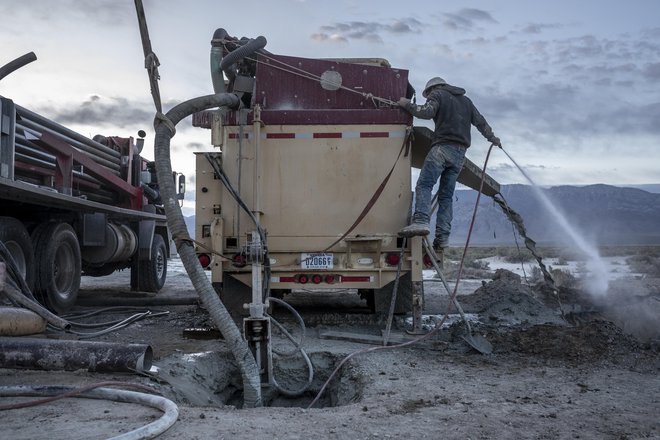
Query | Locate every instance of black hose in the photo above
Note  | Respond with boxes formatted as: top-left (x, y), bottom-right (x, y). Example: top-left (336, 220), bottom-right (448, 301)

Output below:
top-left (0, 52), bottom-right (37, 82)
top-left (219, 35), bottom-right (267, 70)
top-left (219, 35), bottom-right (267, 84)
top-left (210, 29), bottom-right (229, 94)
top-left (0, 242), bottom-right (37, 302)
top-left (153, 93), bottom-right (263, 408)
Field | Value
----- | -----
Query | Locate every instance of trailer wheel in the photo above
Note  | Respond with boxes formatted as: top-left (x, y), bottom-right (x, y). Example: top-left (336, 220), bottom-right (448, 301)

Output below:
top-left (218, 274), bottom-right (252, 319)
top-left (34, 223), bottom-right (81, 314)
top-left (0, 217), bottom-right (35, 291)
top-left (138, 234), bottom-right (167, 292)
top-left (369, 273), bottom-right (414, 315)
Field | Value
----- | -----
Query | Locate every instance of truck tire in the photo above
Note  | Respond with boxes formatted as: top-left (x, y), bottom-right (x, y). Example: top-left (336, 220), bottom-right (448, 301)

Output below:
top-left (137, 234), bottom-right (167, 292)
top-left (0, 217), bottom-right (35, 291)
top-left (33, 223), bottom-right (81, 314)
top-left (369, 273), bottom-right (414, 315)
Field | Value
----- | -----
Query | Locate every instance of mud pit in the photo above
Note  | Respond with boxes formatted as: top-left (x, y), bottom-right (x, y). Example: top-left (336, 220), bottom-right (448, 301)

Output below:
top-left (1, 260), bottom-right (659, 439)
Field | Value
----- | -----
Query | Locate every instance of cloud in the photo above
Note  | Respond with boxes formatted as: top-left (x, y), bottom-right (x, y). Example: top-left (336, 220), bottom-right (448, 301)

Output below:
top-left (2, 0), bottom-right (132, 25)
top-left (441, 8), bottom-right (497, 31)
top-left (641, 27), bottom-right (660, 40)
top-left (39, 95), bottom-right (154, 128)
top-left (72, 0), bottom-right (134, 23)
top-left (643, 63), bottom-right (660, 81)
top-left (170, 141), bottom-right (207, 155)
top-left (495, 83), bottom-right (660, 139)
top-left (311, 33), bottom-right (348, 44)
top-left (312, 18), bottom-right (422, 44)
top-left (520, 23), bottom-right (562, 34)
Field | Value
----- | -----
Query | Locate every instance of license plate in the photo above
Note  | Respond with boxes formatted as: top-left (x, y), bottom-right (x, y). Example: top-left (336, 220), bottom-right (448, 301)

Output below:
top-left (300, 253), bottom-right (334, 269)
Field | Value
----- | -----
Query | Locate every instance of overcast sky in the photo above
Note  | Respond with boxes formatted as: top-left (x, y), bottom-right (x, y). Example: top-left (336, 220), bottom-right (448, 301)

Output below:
top-left (2, 0), bottom-right (659, 211)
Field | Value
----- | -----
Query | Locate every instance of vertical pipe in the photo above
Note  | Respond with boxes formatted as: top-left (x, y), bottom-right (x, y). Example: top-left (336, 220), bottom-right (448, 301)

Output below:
top-left (250, 105), bottom-right (264, 318)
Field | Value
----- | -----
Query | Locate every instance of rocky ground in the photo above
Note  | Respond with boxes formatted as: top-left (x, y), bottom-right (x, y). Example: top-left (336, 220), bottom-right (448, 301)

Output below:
top-left (1, 257), bottom-right (659, 439)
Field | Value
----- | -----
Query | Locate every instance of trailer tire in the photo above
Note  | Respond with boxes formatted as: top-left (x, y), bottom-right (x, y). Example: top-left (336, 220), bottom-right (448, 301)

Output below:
top-left (218, 274), bottom-right (252, 319)
top-left (369, 273), bottom-right (414, 315)
top-left (34, 223), bottom-right (81, 314)
top-left (138, 234), bottom-right (167, 292)
top-left (0, 217), bottom-right (35, 291)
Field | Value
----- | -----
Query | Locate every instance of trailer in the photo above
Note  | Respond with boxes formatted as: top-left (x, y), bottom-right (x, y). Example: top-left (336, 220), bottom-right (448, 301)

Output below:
top-left (0, 94), bottom-right (184, 313)
top-left (192, 32), bottom-right (500, 317)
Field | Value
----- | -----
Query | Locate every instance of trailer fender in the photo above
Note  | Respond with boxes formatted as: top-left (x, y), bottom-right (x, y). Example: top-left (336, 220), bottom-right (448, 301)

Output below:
top-left (137, 220), bottom-right (156, 261)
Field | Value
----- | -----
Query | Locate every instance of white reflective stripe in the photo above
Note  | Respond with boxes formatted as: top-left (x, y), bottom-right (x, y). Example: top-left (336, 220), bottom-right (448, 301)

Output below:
top-left (258, 131), bottom-right (405, 139)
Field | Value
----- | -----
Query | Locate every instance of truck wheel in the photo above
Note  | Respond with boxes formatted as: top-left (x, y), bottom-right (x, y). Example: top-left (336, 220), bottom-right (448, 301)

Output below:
top-left (138, 234), bottom-right (167, 292)
top-left (34, 223), bottom-right (81, 314)
top-left (369, 273), bottom-right (414, 315)
top-left (0, 217), bottom-right (35, 291)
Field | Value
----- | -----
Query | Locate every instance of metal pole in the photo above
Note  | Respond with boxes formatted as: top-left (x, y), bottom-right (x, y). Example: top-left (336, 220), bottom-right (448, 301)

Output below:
top-left (249, 104), bottom-right (264, 318)
top-left (16, 120), bottom-right (122, 169)
top-left (15, 104), bottom-right (122, 160)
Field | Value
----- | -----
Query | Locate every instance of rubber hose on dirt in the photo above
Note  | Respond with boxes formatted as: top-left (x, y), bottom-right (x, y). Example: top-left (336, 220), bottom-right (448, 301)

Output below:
top-left (153, 93), bottom-right (262, 408)
top-left (0, 385), bottom-right (178, 439)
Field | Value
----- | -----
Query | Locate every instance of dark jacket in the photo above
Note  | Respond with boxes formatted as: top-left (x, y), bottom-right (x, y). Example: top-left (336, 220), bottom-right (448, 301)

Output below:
top-left (404, 84), bottom-right (496, 148)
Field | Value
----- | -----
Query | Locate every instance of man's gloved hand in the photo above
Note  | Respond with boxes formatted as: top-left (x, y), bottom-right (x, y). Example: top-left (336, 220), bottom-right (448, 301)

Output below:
top-left (397, 97), bottom-right (411, 107)
top-left (491, 136), bottom-right (502, 147)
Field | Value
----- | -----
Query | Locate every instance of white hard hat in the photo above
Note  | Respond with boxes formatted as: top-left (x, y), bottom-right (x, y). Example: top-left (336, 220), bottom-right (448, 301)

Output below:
top-left (422, 77), bottom-right (447, 98)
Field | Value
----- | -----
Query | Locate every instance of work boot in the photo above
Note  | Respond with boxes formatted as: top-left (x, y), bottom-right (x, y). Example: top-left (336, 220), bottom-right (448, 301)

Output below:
top-left (398, 222), bottom-right (430, 238)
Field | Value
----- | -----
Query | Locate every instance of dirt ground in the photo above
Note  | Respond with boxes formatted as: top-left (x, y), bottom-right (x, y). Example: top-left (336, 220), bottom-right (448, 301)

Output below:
top-left (1, 258), bottom-right (659, 440)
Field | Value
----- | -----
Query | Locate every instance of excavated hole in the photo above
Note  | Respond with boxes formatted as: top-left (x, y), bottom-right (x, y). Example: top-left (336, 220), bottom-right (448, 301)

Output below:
top-left (153, 350), bottom-right (364, 409)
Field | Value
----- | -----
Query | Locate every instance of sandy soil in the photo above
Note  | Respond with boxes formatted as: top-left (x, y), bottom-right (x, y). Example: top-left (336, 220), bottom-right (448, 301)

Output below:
top-left (1, 257), bottom-right (659, 440)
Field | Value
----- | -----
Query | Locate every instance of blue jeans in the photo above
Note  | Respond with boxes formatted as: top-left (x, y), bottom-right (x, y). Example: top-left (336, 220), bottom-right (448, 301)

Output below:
top-left (412, 143), bottom-right (466, 247)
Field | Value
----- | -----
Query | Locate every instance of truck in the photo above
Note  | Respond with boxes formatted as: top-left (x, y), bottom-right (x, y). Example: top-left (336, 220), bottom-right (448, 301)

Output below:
top-left (192, 31), bottom-right (500, 318)
top-left (0, 55), bottom-right (183, 313)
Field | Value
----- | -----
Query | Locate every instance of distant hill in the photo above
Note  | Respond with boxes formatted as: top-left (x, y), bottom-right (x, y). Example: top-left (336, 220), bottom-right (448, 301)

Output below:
top-left (447, 184), bottom-right (660, 246)
top-left (180, 184), bottom-right (660, 247)
top-left (620, 183), bottom-right (660, 194)
top-left (184, 215), bottom-right (195, 237)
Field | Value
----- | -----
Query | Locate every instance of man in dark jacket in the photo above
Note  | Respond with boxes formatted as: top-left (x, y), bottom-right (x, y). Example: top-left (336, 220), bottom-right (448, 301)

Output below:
top-left (398, 77), bottom-right (501, 261)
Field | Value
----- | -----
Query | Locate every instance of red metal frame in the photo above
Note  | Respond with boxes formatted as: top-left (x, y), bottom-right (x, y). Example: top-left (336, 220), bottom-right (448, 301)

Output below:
top-left (34, 132), bottom-right (143, 210)
top-left (192, 54), bottom-right (412, 128)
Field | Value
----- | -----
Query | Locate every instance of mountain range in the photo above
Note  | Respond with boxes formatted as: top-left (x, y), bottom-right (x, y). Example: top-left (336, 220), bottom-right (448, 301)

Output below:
top-left (448, 184), bottom-right (660, 246)
top-left (183, 184), bottom-right (660, 247)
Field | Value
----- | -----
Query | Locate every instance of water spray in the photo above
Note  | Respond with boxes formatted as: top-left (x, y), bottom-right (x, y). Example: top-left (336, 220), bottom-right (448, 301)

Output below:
top-left (499, 148), bottom-right (609, 297)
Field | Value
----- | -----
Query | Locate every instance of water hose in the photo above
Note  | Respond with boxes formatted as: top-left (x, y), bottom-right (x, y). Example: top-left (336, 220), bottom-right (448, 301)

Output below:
top-left (152, 93), bottom-right (262, 408)
top-left (267, 297), bottom-right (314, 396)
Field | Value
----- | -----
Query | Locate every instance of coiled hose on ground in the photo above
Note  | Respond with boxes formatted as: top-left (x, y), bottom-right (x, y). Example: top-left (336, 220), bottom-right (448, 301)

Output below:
top-left (0, 384), bottom-right (178, 440)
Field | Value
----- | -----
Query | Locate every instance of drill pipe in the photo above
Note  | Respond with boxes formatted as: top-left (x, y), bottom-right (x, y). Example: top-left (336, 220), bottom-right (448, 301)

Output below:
top-left (0, 337), bottom-right (152, 373)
